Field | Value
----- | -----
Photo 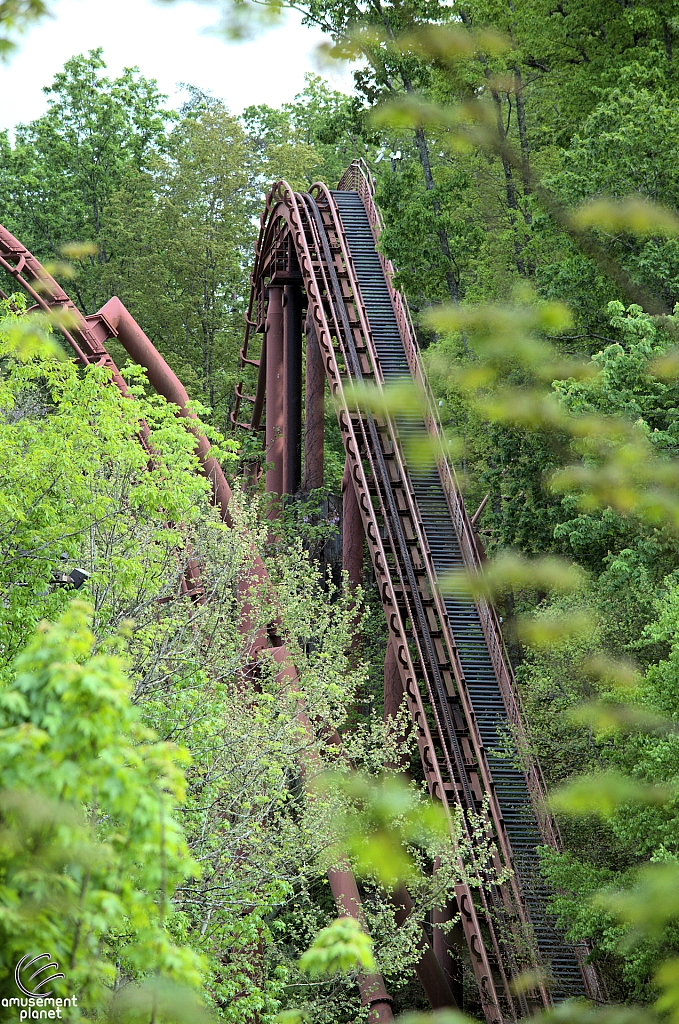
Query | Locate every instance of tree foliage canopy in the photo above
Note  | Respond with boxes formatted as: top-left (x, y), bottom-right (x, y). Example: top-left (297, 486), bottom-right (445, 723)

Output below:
top-left (7, 1), bottom-right (679, 1020)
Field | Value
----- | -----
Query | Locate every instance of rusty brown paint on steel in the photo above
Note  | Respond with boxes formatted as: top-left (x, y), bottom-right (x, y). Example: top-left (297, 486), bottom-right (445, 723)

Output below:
top-left (237, 178), bottom-right (526, 1021)
top-left (95, 297), bottom-right (392, 1021)
top-left (391, 884), bottom-right (460, 1011)
top-left (237, 180), bottom-right (497, 1017)
top-left (0, 232), bottom-right (395, 1022)
top-left (283, 283), bottom-right (303, 495)
top-left (265, 285), bottom-right (285, 508)
top-left (383, 635), bottom-right (404, 726)
top-left (433, 899), bottom-right (465, 1009)
top-left (342, 456), bottom-right (363, 588)
top-left (98, 298), bottom-right (234, 524)
top-left (271, 647), bottom-right (395, 1023)
top-left (303, 309), bottom-right (324, 492)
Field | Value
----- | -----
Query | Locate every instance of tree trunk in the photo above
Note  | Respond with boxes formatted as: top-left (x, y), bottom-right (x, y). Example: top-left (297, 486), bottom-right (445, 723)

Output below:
top-left (513, 65), bottom-right (532, 201)
top-left (401, 71), bottom-right (460, 302)
top-left (459, 5), bottom-right (529, 276)
top-left (413, 125), bottom-right (460, 301)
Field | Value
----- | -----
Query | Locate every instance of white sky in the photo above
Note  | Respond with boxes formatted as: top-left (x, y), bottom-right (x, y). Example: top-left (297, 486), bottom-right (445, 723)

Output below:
top-left (0, 0), bottom-right (354, 132)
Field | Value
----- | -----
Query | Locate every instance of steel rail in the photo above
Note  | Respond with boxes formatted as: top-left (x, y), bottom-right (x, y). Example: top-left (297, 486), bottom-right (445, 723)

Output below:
top-left (0, 226), bottom-right (395, 1024)
top-left (310, 182), bottom-right (546, 1012)
top-left (292, 187), bottom-right (505, 1019)
top-left (340, 162), bottom-right (559, 842)
top-left (236, 168), bottom-right (604, 1014)
top-left (238, 183), bottom-right (539, 1021)
top-left (249, 182), bottom-right (487, 1013)
top-left (338, 162), bottom-right (601, 999)
top-left (299, 189), bottom-right (519, 1019)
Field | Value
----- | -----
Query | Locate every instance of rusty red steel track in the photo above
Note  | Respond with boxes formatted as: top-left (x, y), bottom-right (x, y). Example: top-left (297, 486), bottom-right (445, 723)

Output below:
top-left (0, 222), bottom-right (397, 1023)
top-left (1, 157), bottom-right (603, 1019)
top-left (232, 160), bottom-right (603, 1020)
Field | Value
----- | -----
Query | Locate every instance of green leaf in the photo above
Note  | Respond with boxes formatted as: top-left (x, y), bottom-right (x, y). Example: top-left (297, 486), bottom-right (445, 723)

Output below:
top-left (571, 197), bottom-right (679, 237)
top-left (299, 916), bottom-right (375, 977)
top-left (550, 772), bottom-right (672, 818)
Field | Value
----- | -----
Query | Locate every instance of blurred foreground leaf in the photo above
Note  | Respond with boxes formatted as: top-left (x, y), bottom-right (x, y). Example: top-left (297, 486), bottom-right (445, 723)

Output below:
top-left (550, 772), bottom-right (671, 818)
top-left (109, 979), bottom-right (213, 1023)
top-left (275, 1012), bottom-right (309, 1024)
top-left (517, 609), bottom-right (594, 647)
top-left (440, 552), bottom-right (587, 602)
top-left (59, 240), bottom-right (98, 259)
top-left (582, 655), bottom-right (642, 692)
top-left (1, 309), bottom-right (63, 360)
top-left (299, 916), bottom-right (375, 977)
top-left (396, 24), bottom-right (509, 63)
top-left (398, 1010), bottom-right (472, 1024)
top-left (509, 967), bottom-right (550, 996)
top-left (313, 772), bottom-right (450, 885)
top-left (571, 197), bottom-right (679, 237)
top-left (343, 378), bottom-right (426, 419)
top-left (655, 957), bottom-right (679, 1023)
top-left (597, 863), bottom-right (679, 942)
top-left (0, 0), bottom-right (50, 59)
top-left (570, 700), bottom-right (673, 736)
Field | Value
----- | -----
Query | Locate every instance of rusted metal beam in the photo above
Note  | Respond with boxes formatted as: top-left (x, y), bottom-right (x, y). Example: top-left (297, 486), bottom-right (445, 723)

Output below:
top-left (283, 283), bottom-right (303, 495)
top-left (265, 285), bottom-right (285, 508)
top-left (433, 899), bottom-right (465, 1009)
top-left (98, 298), bottom-right (395, 1019)
top-left (342, 456), bottom-right (363, 588)
top-left (1, 233), bottom-right (396, 1022)
top-left (97, 297), bottom-right (233, 524)
top-left (272, 647), bottom-right (394, 1024)
top-left (383, 636), bottom-right (404, 725)
top-left (303, 309), bottom-right (324, 492)
top-left (392, 884), bottom-right (460, 1010)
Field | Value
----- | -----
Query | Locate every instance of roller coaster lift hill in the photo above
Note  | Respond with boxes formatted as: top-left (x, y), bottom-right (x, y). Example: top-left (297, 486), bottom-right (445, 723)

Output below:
top-left (0, 160), bottom-right (603, 1022)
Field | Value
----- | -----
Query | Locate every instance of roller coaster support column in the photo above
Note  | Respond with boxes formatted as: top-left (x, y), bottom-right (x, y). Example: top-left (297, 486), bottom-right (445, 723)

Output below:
top-left (342, 457), bottom-right (363, 587)
top-left (0, 230), bottom-right (398, 1024)
top-left (327, 867), bottom-right (394, 1022)
top-left (304, 310), bottom-right (324, 492)
top-left (265, 285), bottom-right (285, 507)
top-left (433, 901), bottom-right (464, 1009)
top-left (384, 637), bottom-right (404, 724)
top-left (392, 885), bottom-right (460, 1010)
top-left (283, 284), bottom-right (303, 495)
top-left (95, 297), bottom-right (233, 520)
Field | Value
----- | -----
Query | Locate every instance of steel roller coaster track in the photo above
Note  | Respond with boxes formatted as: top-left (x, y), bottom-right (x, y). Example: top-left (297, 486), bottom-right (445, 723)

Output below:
top-left (1, 159), bottom-right (602, 1022)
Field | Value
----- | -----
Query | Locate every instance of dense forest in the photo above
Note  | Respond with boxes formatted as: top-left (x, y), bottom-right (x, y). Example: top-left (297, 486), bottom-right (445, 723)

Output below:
top-left (3, 0), bottom-right (679, 1022)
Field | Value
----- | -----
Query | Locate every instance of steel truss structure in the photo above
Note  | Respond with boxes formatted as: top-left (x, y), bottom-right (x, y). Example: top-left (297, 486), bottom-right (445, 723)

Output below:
top-left (0, 159), bottom-right (602, 1022)
top-left (233, 161), bottom-right (603, 1020)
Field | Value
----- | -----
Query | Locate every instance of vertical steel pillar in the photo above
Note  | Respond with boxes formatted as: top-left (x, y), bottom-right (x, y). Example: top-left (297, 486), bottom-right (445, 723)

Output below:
top-left (327, 868), bottom-right (394, 1022)
top-left (391, 884), bottom-right (460, 1010)
top-left (384, 635), bottom-right (404, 722)
top-left (265, 285), bottom-right (285, 507)
top-left (434, 901), bottom-right (465, 1009)
top-left (283, 284), bottom-right (303, 495)
top-left (342, 456), bottom-right (363, 587)
top-left (384, 634), bottom-right (410, 773)
top-left (304, 309), bottom-right (324, 492)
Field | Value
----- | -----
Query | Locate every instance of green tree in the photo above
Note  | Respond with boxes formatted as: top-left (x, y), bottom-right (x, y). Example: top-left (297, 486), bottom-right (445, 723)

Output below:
top-left (0, 600), bottom-right (205, 1017)
top-left (104, 88), bottom-right (258, 428)
top-left (0, 49), bottom-right (172, 314)
top-left (244, 74), bottom-right (368, 190)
